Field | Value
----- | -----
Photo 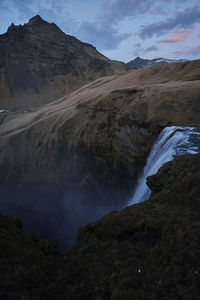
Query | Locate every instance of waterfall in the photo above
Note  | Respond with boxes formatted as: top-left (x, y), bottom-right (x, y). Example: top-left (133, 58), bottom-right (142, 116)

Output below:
top-left (128, 126), bottom-right (200, 206)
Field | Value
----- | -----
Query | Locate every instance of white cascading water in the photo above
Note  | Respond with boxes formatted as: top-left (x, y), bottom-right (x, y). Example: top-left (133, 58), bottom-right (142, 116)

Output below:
top-left (128, 126), bottom-right (200, 206)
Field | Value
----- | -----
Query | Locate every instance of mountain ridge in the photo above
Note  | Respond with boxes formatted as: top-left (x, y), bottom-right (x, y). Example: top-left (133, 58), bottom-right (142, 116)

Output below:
top-left (0, 15), bottom-right (129, 109)
top-left (127, 56), bottom-right (187, 69)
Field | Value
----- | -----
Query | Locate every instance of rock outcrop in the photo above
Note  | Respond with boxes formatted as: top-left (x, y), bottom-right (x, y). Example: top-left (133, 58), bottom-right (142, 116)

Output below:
top-left (1, 153), bottom-right (200, 299)
top-left (0, 15), bottom-right (129, 109)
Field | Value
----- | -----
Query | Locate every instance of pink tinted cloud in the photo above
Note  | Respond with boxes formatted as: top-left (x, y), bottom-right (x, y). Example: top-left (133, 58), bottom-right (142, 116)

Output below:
top-left (157, 28), bottom-right (195, 43)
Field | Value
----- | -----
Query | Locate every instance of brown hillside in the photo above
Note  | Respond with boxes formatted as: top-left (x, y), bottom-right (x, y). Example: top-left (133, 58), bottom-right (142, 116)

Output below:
top-left (0, 59), bottom-right (199, 198)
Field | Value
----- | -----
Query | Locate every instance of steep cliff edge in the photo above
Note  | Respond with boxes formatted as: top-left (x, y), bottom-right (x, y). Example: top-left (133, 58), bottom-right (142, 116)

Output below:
top-left (0, 15), bottom-right (129, 109)
top-left (1, 153), bottom-right (200, 299)
top-left (0, 59), bottom-right (199, 247)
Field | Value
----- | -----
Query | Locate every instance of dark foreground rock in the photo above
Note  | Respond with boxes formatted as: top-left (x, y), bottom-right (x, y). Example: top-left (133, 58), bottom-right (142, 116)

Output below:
top-left (1, 153), bottom-right (200, 299)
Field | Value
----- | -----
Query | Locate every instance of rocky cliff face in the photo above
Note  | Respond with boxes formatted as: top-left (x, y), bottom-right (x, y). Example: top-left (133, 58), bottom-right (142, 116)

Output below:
top-left (1, 153), bottom-right (200, 299)
top-left (0, 60), bottom-right (199, 189)
top-left (0, 59), bottom-right (199, 246)
top-left (0, 15), bottom-right (129, 109)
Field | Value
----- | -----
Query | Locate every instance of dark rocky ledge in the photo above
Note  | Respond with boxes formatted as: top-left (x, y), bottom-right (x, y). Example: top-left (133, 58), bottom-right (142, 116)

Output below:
top-left (0, 153), bottom-right (200, 299)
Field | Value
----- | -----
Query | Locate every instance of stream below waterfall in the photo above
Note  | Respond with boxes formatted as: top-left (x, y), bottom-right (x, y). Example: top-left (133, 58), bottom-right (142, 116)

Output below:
top-left (128, 126), bottom-right (200, 206)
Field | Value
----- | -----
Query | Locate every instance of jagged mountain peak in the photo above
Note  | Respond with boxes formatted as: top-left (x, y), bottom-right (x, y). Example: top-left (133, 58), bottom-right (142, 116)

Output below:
top-left (135, 56), bottom-right (144, 61)
top-left (27, 15), bottom-right (60, 32)
top-left (28, 14), bottom-right (45, 24)
top-left (5, 15), bottom-right (54, 38)
top-left (6, 15), bottom-right (48, 33)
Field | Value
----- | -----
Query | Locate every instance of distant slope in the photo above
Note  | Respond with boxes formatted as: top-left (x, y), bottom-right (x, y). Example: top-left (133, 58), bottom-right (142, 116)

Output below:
top-left (127, 56), bottom-right (186, 69)
top-left (0, 15), bottom-right (129, 109)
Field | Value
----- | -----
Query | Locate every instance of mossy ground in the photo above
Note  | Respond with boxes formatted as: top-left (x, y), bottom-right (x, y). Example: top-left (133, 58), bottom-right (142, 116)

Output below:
top-left (0, 154), bottom-right (200, 299)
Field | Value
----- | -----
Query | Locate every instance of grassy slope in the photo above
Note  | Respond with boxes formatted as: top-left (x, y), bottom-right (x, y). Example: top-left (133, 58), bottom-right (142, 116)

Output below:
top-left (0, 60), bottom-right (200, 189)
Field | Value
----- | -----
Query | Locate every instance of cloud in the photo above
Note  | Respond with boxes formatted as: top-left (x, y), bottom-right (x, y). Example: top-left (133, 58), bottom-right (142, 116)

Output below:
top-left (1, 0), bottom-right (83, 41)
top-left (189, 45), bottom-right (200, 56)
top-left (144, 45), bottom-right (159, 53)
top-left (0, 0), bottom-right (76, 33)
top-left (1, 0), bottom-right (130, 50)
top-left (157, 28), bottom-right (195, 43)
top-left (173, 45), bottom-right (200, 57)
top-left (148, 6), bottom-right (167, 16)
top-left (1, 0), bottom-right (199, 55)
top-left (140, 6), bottom-right (200, 39)
top-left (183, 45), bottom-right (200, 56)
top-left (100, 0), bottom-right (193, 25)
top-left (132, 43), bottom-right (143, 56)
top-left (3, 0), bottom-right (68, 16)
top-left (0, 2), bottom-right (12, 13)
top-left (131, 43), bottom-right (159, 57)
top-left (78, 20), bottom-right (131, 50)
top-left (100, 0), bottom-right (152, 24)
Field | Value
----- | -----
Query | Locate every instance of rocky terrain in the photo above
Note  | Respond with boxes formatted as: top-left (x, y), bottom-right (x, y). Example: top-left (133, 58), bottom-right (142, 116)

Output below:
top-left (0, 59), bottom-right (199, 190)
top-left (0, 59), bottom-right (199, 247)
top-left (127, 56), bottom-right (186, 69)
top-left (0, 15), bottom-right (129, 109)
top-left (1, 153), bottom-right (200, 299)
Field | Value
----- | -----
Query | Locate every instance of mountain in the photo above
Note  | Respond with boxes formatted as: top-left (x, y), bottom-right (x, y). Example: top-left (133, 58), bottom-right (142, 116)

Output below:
top-left (127, 56), bottom-right (187, 69)
top-left (0, 15), bottom-right (200, 297)
top-left (1, 60), bottom-right (199, 187)
top-left (0, 15), bottom-right (129, 109)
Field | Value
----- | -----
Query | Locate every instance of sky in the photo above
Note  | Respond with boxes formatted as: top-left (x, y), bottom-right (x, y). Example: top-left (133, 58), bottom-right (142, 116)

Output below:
top-left (0, 0), bottom-right (200, 62)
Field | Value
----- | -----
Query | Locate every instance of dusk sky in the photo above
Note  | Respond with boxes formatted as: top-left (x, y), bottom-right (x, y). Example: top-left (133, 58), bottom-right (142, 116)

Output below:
top-left (0, 0), bottom-right (200, 62)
